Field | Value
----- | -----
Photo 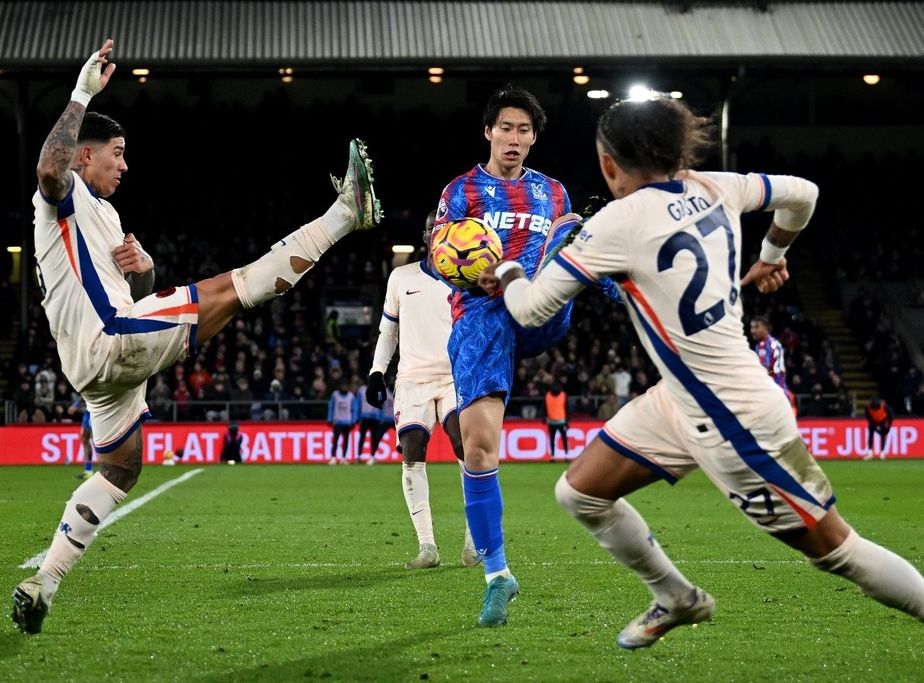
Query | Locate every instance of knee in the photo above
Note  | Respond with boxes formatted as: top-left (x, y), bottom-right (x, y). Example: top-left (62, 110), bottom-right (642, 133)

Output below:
top-left (401, 430), bottom-right (428, 463)
top-left (100, 461), bottom-right (141, 492)
top-left (555, 472), bottom-right (616, 527)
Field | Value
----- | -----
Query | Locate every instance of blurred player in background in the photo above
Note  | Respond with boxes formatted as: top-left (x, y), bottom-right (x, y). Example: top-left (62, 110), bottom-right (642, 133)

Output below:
top-left (750, 315), bottom-right (797, 415)
top-left (367, 210), bottom-right (477, 569)
top-left (353, 379), bottom-right (383, 463)
top-left (369, 380), bottom-right (395, 464)
top-left (484, 95), bottom-right (924, 646)
top-left (864, 396), bottom-right (893, 460)
top-left (12, 38), bottom-right (382, 634)
top-left (433, 86), bottom-right (576, 625)
top-left (328, 379), bottom-right (356, 464)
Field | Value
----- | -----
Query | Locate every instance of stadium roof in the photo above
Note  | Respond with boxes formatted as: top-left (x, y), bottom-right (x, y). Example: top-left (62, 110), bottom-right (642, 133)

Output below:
top-left (1, 1), bottom-right (923, 68)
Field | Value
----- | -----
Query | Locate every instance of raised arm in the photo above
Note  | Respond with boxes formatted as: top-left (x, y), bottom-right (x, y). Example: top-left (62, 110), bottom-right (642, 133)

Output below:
top-left (36, 39), bottom-right (116, 201)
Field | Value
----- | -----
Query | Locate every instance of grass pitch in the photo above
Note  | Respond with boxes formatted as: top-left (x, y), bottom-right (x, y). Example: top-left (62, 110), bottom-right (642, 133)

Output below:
top-left (0, 461), bottom-right (921, 682)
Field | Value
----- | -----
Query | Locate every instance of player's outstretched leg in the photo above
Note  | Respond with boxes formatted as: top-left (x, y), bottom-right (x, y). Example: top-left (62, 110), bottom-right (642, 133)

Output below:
top-left (793, 511), bottom-right (924, 621)
top-left (555, 472), bottom-right (713, 648)
top-left (230, 139), bottom-right (381, 310)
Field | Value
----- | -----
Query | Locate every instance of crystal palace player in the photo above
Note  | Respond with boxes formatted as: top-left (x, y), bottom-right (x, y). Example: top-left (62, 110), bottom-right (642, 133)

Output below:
top-left (750, 315), bottom-right (797, 414)
top-left (433, 86), bottom-right (576, 626)
top-left (483, 95), bottom-right (924, 646)
top-left (12, 39), bottom-right (382, 634)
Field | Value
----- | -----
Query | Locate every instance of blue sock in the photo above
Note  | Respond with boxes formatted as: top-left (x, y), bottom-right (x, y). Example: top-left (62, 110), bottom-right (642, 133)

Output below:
top-left (84, 454), bottom-right (93, 473)
top-left (463, 467), bottom-right (507, 575)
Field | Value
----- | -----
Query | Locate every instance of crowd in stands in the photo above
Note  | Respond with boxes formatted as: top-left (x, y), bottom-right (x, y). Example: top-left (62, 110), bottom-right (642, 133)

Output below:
top-left (3, 92), bottom-right (922, 424)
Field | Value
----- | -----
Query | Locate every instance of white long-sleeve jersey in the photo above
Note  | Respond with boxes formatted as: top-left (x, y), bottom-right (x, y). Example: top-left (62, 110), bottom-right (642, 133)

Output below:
top-left (503, 171), bottom-right (818, 438)
top-left (33, 171), bottom-right (134, 392)
top-left (371, 260), bottom-right (453, 381)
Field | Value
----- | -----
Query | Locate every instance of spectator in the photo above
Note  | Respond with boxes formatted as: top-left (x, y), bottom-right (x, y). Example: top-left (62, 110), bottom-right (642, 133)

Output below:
top-left (261, 378), bottom-right (291, 421)
top-left (230, 377), bottom-right (256, 421)
top-left (613, 361), bottom-right (631, 408)
top-left (801, 384), bottom-right (829, 417)
top-left (147, 374), bottom-right (173, 421)
top-left (204, 377), bottom-right (233, 422)
top-left (910, 382), bottom-right (924, 417)
top-left (596, 394), bottom-right (619, 421)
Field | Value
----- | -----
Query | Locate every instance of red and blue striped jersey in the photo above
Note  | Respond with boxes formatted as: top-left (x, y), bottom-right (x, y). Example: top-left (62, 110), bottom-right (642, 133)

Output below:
top-left (755, 336), bottom-right (788, 391)
top-left (435, 164), bottom-right (570, 320)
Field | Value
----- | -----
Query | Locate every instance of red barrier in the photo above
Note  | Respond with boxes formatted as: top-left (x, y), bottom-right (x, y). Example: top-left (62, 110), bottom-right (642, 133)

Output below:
top-left (1, 418), bottom-right (922, 465)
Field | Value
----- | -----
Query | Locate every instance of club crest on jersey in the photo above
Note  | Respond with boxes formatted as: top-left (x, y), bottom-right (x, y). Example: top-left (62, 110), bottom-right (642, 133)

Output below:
top-left (436, 198), bottom-right (449, 221)
top-left (530, 183), bottom-right (548, 201)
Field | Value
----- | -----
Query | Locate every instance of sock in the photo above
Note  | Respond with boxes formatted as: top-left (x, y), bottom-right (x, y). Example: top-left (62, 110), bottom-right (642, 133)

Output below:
top-left (230, 199), bottom-right (354, 308)
top-left (463, 467), bottom-right (507, 579)
top-left (555, 473), bottom-right (694, 606)
top-left (83, 447), bottom-right (94, 473)
top-left (38, 473), bottom-right (127, 600)
top-left (402, 462), bottom-right (434, 545)
top-left (458, 462), bottom-right (475, 549)
top-left (810, 529), bottom-right (924, 620)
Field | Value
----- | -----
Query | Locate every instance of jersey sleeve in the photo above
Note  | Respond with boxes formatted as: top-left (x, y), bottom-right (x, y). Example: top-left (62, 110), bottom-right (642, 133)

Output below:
top-left (371, 270), bottom-right (400, 374)
top-left (435, 178), bottom-right (469, 225)
top-left (503, 259), bottom-right (586, 328)
top-left (703, 171), bottom-right (819, 231)
top-left (556, 200), bottom-right (633, 282)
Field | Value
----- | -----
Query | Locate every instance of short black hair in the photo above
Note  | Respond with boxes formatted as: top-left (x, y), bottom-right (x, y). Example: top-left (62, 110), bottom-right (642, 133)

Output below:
top-left (483, 86), bottom-right (547, 134)
top-left (596, 96), bottom-right (713, 176)
top-left (751, 316), bottom-right (770, 329)
top-left (78, 112), bottom-right (125, 145)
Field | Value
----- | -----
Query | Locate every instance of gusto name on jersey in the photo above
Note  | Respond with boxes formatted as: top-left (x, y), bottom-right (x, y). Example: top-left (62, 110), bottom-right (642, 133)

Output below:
top-left (482, 211), bottom-right (552, 235)
top-left (667, 195), bottom-right (712, 221)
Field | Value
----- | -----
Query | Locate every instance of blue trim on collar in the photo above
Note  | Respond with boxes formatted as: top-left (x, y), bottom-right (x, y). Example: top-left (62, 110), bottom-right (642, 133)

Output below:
top-left (640, 180), bottom-right (684, 194)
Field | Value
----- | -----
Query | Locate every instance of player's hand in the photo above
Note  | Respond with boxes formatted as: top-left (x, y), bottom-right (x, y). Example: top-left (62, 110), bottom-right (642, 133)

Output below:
top-left (366, 372), bottom-right (387, 408)
top-left (113, 233), bottom-right (154, 274)
top-left (741, 257), bottom-right (789, 294)
top-left (478, 262), bottom-right (502, 296)
top-left (72, 39), bottom-right (116, 106)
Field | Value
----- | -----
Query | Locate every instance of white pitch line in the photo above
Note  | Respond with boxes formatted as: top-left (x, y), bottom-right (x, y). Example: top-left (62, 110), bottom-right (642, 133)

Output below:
top-left (19, 468), bottom-right (204, 569)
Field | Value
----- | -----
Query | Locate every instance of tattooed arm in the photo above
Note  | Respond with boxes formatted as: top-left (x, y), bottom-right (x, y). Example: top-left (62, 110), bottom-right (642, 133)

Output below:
top-left (37, 39), bottom-right (116, 202)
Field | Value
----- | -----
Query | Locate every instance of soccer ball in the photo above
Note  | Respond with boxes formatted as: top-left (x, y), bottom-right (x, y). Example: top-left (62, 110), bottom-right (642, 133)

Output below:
top-left (430, 218), bottom-right (503, 289)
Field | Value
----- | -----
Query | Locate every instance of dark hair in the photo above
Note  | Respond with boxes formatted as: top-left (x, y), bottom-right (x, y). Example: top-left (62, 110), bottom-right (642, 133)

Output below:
top-left (751, 316), bottom-right (770, 329)
top-left (596, 97), bottom-right (712, 176)
top-left (425, 209), bottom-right (437, 232)
top-left (483, 86), bottom-right (547, 134)
top-left (78, 112), bottom-right (125, 144)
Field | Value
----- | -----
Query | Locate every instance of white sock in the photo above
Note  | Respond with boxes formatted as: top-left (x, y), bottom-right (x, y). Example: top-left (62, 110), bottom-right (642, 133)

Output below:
top-left (402, 462), bottom-right (434, 546)
top-left (485, 568), bottom-right (512, 583)
top-left (38, 473), bottom-right (127, 600)
top-left (555, 474), bottom-right (695, 605)
top-left (458, 461), bottom-right (474, 548)
top-left (810, 528), bottom-right (924, 620)
top-left (230, 199), bottom-right (354, 308)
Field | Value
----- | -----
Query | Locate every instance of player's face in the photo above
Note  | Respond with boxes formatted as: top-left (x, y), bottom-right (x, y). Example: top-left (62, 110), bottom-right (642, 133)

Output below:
top-left (484, 107), bottom-right (536, 178)
top-left (84, 137), bottom-right (127, 198)
top-left (750, 320), bottom-right (768, 341)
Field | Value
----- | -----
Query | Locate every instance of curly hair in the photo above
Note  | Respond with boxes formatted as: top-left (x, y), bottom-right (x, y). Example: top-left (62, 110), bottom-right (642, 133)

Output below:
top-left (483, 86), bottom-right (547, 134)
top-left (596, 96), bottom-right (713, 176)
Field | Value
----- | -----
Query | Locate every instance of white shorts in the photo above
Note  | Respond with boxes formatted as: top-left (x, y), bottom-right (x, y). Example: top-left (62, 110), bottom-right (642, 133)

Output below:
top-left (601, 381), bottom-right (835, 534)
top-left (394, 377), bottom-right (457, 438)
top-left (82, 285), bottom-right (199, 453)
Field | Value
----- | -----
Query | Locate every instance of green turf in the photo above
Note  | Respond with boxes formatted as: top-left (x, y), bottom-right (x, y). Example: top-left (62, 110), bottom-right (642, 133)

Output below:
top-left (0, 461), bottom-right (921, 682)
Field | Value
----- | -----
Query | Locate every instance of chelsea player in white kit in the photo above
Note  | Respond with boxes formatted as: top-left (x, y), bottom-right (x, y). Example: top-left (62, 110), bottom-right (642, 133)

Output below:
top-left (367, 211), bottom-right (477, 570)
top-left (483, 96), bottom-right (924, 647)
top-left (13, 39), bottom-right (383, 634)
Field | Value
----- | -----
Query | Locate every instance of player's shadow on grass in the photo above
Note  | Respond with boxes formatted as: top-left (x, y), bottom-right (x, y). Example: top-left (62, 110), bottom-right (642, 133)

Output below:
top-left (229, 564), bottom-right (449, 595)
top-left (193, 625), bottom-right (466, 683)
top-left (0, 630), bottom-right (26, 659)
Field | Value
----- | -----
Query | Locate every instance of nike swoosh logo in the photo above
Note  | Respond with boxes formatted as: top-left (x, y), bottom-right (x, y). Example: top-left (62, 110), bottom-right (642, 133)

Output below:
top-left (279, 238), bottom-right (286, 246)
top-left (406, 290), bottom-right (421, 295)
top-left (412, 510), bottom-right (423, 515)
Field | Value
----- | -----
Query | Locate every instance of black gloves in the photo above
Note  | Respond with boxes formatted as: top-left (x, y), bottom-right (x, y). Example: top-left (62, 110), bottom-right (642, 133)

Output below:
top-left (366, 372), bottom-right (387, 408)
